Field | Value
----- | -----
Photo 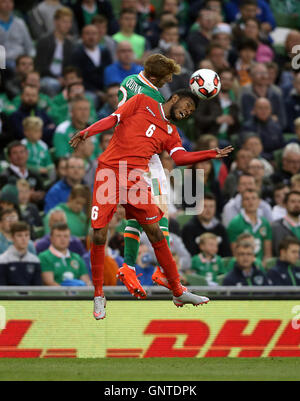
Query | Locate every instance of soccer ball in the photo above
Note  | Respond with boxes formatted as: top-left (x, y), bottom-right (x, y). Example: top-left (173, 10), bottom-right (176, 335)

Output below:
top-left (190, 69), bottom-right (221, 100)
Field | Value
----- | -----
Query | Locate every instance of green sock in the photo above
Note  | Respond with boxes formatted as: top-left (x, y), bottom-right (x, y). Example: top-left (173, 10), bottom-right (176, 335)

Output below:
top-left (124, 219), bottom-right (143, 267)
top-left (159, 216), bottom-right (170, 247)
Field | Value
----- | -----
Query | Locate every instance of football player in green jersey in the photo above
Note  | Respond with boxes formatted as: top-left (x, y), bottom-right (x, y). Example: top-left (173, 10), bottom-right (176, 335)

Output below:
top-left (118, 53), bottom-right (183, 290)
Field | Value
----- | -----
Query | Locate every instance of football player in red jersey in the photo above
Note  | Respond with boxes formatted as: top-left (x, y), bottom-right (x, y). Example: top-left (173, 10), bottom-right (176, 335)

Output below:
top-left (70, 90), bottom-right (233, 320)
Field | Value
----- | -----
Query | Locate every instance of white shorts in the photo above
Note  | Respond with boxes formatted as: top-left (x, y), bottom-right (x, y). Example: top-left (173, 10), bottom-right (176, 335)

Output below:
top-left (144, 154), bottom-right (168, 196)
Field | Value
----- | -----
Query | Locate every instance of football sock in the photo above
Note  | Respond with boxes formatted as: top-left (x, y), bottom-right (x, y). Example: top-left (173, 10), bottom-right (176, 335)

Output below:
top-left (158, 216), bottom-right (170, 273)
top-left (152, 238), bottom-right (182, 297)
top-left (123, 220), bottom-right (143, 269)
top-left (90, 243), bottom-right (105, 297)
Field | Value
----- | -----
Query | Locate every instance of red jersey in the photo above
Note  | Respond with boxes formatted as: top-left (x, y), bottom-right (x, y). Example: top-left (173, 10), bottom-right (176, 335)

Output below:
top-left (99, 94), bottom-right (184, 171)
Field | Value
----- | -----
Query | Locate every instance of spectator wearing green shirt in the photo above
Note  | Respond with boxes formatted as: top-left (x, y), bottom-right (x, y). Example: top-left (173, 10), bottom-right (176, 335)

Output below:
top-left (189, 232), bottom-right (225, 285)
top-left (39, 222), bottom-right (91, 286)
top-left (49, 81), bottom-right (97, 126)
top-left (12, 71), bottom-right (53, 114)
top-left (21, 116), bottom-right (55, 181)
top-left (113, 8), bottom-right (146, 61)
top-left (227, 189), bottom-right (272, 263)
top-left (44, 184), bottom-right (91, 240)
top-left (53, 96), bottom-right (99, 160)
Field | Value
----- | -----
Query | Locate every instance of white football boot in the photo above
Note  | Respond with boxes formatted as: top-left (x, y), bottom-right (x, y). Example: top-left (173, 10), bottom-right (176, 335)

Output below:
top-left (93, 296), bottom-right (106, 320)
top-left (173, 291), bottom-right (209, 307)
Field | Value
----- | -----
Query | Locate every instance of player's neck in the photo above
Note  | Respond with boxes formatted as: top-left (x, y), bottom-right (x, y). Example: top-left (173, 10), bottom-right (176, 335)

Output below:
top-left (161, 103), bottom-right (171, 120)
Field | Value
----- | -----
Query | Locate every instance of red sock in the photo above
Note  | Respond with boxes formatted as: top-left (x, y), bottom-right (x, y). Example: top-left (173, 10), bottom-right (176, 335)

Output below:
top-left (152, 238), bottom-right (183, 297)
top-left (90, 243), bottom-right (105, 297)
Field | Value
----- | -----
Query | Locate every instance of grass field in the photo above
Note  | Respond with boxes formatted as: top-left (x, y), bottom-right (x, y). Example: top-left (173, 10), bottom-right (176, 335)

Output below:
top-left (0, 358), bottom-right (300, 381)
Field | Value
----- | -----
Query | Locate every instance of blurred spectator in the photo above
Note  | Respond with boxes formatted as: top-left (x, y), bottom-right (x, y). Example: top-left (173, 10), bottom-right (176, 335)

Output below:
top-left (98, 84), bottom-right (119, 119)
top-left (71, 24), bottom-right (112, 93)
top-left (248, 157), bottom-right (273, 202)
top-left (271, 183), bottom-right (289, 221)
top-left (0, 221), bottom-right (42, 285)
top-left (288, 118), bottom-right (300, 146)
top-left (113, 8), bottom-right (146, 61)
top-left (212, 23), bottom-right (238, 68)
top-left (49, 81), bottom-right (97, 125)
top-left (285, 73), bottom-right (300, 133)
top-left (16, 178), bottom-right (42, 236)
top-left (91, 14), bottom-right (117, 61)
top-left (135, 0), bottom-right (156, 37)
top-left (242, 97), bottom-right (284, 159)
top-left (267, 237), bottom-right (300, 286)
top-left (28, 0), bottom-right (63, 40)
top-left (235, 38), bottom-right (257, 86)
top-left (0, 141), bottom-right (45, 205)
top-left (21, 116), bottom-right (55, 180)
top-left (34, 7), bottom-right (75, 97)
top-left (266, 61), bottom-right (279, 87)
top-left (0, 0), bottom-right (35, 68)
top-left (223, 149), bottom-right (253, 200)
top-left (227, 0), bottom-right (275, 35)
top-left (0, 208), bottom-right (36, 254)
top-left (271, 191), bottom-right (300, 256)
top-left (71, 0), bottom-right (117, 35)
top-left (134, 243), bottom-right (155, 286)
top-left (187, 7), bottom-right (217, 65)
top-left (12, 71), bottom-right (53, 113)
top-left (222, 239), bottom-right (269, 286)
top-left (54, 157), bottom-right (68, 183)
top-left (4, 54), bottom-right (34, 99)
top-left (44, 156), bottom-right (86, 213)
top-left (44, 184), bottom-right (90, 239)
top-left (222, 173), bottom-right (272, 227)
top-left (242, 18), bottom-right (274, 63)
top-left (271, 143), bottom-right (300, 186)
top-left (150, 20), bottom-right (194, 73)
top-left (53, 96), bottom-right (96, 159)
top-left (189, 232), bottom-right (225, 285)
top-left (227, 188), bottom-right (272, 262)
top-left (165, 45), bottom-right (191, 92)
top-left (103, 41), bottom-right (143, 87)
top-left (35, 209), bottom-right (86, 256)
top-left (241, 134), bottom-right (274, 176)
top-left (206, 42), bottom-right (229, 73)
top-left (197, 134), bottom-right (228, 189)
top-left (291, 174), bottom-right (300, 193)
top-left (194, 68), bottom-right (239, 143)
top-left (239, 63), bottom-right (287, 130)
top-left (39, 222), bottom-right (91, 286)
top-left (8, 85), bottom-right (56, 146)
top-left (182, 193), bottom-right (231, 257)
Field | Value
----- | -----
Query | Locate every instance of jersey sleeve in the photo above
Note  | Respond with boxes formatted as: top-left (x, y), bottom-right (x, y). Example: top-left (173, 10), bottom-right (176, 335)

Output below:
top-left (112, 93), bottom-right (142, 123)
top-left (118, 85), bottom-right (128, 106)
top-left (164, 128), bottom-right (185, 156)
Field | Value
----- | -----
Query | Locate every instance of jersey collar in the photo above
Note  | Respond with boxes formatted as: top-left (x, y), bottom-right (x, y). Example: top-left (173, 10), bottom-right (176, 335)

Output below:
top-left (159, 103), bottom-right (169, 122)
top-left (138, 71), bottom-right (159, 91)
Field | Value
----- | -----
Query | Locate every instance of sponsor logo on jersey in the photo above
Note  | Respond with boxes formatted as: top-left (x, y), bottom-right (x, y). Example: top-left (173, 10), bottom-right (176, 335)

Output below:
top-left (167, 124), bottom-right (173, 134)
top-left (146, 106), bottom-right (156, 117)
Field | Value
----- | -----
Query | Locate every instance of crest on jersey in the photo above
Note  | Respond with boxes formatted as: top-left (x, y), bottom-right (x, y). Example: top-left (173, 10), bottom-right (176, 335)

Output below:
top-left (167, 124), bottom-right (173, 134)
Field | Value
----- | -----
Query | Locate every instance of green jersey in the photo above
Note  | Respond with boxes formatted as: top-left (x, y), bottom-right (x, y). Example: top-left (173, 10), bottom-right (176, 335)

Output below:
top-left (118, 71), bottom-right (165, 106)
top-left (190, 253), bottom-right (225, 283)
top-left (21, 138), bottom-right (54, 171)
top-left (227, 211), bottom-right (272, 260)
top-left (53, 120), bottom-right (100, 160)
top-left (39, 247), bottom-right (88, 284)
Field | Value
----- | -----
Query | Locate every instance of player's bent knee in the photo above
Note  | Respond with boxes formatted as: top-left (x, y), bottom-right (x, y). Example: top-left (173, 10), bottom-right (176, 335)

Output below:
top-left (142, 222), bottom-right (164, 244)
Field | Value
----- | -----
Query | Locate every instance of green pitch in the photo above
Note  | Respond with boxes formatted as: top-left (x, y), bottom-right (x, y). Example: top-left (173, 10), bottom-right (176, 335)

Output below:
top-left (0, 358), bottom-right (300, 381)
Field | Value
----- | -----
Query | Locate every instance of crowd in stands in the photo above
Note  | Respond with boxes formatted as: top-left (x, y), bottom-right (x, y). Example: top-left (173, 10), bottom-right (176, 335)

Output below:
top-left (0, 0), bottom-right (300, 289)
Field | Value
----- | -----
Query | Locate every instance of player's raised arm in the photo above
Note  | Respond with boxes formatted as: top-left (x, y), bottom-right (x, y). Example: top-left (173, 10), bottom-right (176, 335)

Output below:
top-left (170, 146), bottom-right (234, 166)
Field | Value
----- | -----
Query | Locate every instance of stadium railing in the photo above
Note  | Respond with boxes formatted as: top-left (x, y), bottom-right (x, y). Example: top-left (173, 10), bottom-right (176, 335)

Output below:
top-left (0, 286), bottom-right (299, 300)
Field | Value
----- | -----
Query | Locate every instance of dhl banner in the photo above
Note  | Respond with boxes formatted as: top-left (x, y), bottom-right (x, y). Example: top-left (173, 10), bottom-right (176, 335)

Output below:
top-left (0, 300), bottom-right (300, 358)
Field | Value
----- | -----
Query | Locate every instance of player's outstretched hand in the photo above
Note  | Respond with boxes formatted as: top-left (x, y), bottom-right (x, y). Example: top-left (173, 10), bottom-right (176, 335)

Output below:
top-left (214, 145), bottom-right (234, 158)
top-left (69, 131), bottom-right (88, 149)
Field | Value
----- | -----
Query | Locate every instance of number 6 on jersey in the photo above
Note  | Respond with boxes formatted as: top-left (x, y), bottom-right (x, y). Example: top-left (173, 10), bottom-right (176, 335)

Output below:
top-left (145, 124), bottom-right (156, 137)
